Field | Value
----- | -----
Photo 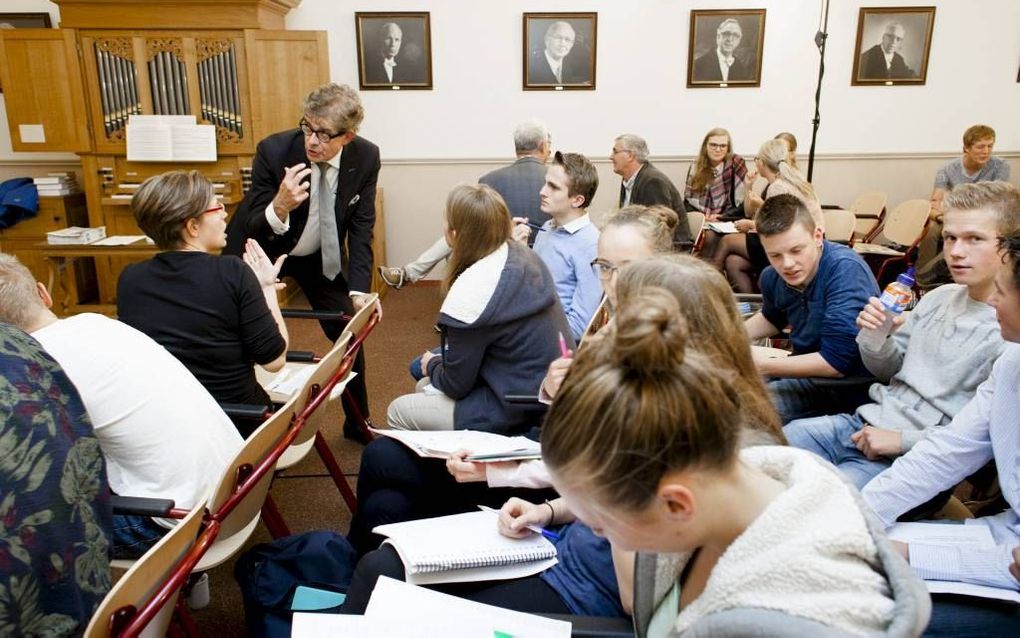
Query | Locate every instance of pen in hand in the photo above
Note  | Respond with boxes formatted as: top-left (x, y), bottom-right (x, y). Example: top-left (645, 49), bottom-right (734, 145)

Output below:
top-left (478, 504), bottom-right (561, 542)
top-left (558, 332), bottom-right (572, 359)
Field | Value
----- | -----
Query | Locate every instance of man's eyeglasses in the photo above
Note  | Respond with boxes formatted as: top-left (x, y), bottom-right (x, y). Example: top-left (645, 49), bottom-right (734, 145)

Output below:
top-left (591, 258), bottom-right (625, 279)
top-left (299, 119), bottom-right (345, 144)
top-left (718, 31), bottom-right (742, 39)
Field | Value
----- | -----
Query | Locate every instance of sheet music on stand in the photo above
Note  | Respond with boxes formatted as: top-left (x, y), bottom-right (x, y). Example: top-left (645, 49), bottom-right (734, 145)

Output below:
top-left (127, 115), bottom-right (216, 162)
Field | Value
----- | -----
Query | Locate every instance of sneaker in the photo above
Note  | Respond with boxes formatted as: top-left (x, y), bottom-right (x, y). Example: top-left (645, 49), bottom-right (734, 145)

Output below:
top-left (378, 266), bottom-right (406, 290)
top-left (186, 572), bottom-right (210, 610)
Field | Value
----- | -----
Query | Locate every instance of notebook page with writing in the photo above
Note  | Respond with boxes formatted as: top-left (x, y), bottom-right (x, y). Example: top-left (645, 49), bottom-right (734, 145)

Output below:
top-left (374, 511), bottom-right (558, 585)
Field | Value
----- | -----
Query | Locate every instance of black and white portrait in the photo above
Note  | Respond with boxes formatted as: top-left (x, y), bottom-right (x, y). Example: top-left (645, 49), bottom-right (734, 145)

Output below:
top-left (523, 13), bottom-right (597, 90)
top-left (852, 7), bottom-right (935, 86)
top-left (356, 12), bottom-right (432, 90)
top-left (688, 9), bottom-right (766, 88)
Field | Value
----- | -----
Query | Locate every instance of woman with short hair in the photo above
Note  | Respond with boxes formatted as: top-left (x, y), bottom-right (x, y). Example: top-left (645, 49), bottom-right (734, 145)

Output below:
top-left (117, 170), bottom-right (287, 436)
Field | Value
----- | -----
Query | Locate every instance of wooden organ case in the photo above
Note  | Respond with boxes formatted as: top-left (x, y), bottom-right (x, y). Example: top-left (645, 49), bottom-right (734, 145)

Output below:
top-left (0, 0), bottom-right (333, 305)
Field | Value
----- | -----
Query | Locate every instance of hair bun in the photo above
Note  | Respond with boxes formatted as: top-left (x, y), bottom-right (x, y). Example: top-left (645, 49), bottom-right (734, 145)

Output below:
top-left (611, 287), bottom-right (688, 374)
top-left (646, 205), bottom-right (679, 231)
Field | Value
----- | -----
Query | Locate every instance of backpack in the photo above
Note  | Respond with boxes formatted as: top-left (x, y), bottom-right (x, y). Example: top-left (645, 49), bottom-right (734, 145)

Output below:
top-left (234, 530), bottom-right (358, 638)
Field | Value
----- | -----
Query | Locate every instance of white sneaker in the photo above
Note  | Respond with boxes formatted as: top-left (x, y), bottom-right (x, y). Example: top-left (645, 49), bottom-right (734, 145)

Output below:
top-left (186, 572), bottom-right (210, 610)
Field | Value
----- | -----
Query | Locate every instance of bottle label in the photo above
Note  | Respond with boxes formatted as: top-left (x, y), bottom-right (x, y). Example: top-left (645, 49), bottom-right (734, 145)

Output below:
top-left (879, 287), bottom-right (911, 314)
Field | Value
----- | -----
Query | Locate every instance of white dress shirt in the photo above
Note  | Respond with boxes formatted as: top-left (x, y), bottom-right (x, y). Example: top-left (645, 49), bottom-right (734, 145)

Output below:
top-left (716, 49), bottom-right (735, 82)
top-left (264, 147), bottom-right (342, 257)
top-left (544, 50), bottom-right (564, 83)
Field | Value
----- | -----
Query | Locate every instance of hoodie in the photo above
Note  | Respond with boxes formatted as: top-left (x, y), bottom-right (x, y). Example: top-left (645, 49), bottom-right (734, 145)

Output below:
top-left (425, 241), bottom-right (572, 433)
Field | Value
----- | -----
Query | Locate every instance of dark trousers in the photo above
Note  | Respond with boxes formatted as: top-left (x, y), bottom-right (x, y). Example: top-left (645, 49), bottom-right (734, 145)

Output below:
top-left (924, 594), bottom-right (1020, 636)
top-left (347, 437), bottom-right (558, 557)
top-left (281, 252), bottom-right (370, 427)
top-left (340, 544), bottom-right (570, 616)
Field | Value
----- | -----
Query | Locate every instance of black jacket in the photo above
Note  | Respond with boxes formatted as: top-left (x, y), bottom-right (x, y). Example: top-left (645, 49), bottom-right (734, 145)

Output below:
top-left (620, 162), bottom-right (694, 251)
top-left (225, 129), bottom-right (380, 293)
top-left (858, 45), bottom-right (914, 80)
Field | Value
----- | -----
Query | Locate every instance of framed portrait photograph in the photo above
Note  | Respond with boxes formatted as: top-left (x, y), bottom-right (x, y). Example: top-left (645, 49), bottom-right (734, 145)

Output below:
top-left (523, 12), bottom-right (597, 91)
top-left (355, 12), bottom-right (432, 90)
top-left (687, 9), bottom-right (766, 88)
top-left (851, 7), bottom-right (936, 86)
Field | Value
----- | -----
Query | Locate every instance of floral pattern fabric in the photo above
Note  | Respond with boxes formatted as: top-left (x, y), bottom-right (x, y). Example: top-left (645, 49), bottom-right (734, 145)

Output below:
top-left (0, 324), bottom-right (112, 637)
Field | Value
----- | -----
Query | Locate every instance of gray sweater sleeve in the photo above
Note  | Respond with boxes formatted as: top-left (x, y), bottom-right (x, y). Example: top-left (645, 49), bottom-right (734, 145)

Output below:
top-left (856, 305), bottom-right (914, 383)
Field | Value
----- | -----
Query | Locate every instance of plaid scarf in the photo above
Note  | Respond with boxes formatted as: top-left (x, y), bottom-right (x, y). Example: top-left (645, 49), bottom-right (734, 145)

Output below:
top-left (685, 155), bottom-right (748, 216)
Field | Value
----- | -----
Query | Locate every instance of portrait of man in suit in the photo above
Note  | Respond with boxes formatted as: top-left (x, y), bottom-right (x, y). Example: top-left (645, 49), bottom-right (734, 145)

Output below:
top-left (524, 14), bottom-right (597, 90)
top-left (356, 13), bottom-right (432, 89)
top-left (852, 8), bottom-right (935, 85)
top-left (687, 11), bottom-right (765, 88)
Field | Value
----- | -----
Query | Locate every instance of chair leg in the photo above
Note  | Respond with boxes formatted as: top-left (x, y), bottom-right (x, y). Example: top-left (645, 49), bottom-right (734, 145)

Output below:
top-left (173, 598), bottom-right (201, 637)
top-left (342, 388), bottom-right (376, 442)
top-left (313, 431), bottom-right (358, 512)
top-left (261, 495), bottom-right (292, 539)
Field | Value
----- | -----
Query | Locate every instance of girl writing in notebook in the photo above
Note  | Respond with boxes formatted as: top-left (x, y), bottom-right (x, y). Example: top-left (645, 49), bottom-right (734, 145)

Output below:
top-left (532, 269), bottom-right (930, 635)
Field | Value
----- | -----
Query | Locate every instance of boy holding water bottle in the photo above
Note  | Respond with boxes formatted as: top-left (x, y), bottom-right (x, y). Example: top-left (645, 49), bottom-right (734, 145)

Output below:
top-left (784, 182), bottom-right (1020, 489)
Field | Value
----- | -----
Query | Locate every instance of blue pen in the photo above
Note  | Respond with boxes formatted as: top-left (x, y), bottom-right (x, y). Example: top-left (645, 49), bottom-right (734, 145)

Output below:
top-left (478, 505), bottom-right (561, 541)
top-left (522, 220), bottom-right (547, 232)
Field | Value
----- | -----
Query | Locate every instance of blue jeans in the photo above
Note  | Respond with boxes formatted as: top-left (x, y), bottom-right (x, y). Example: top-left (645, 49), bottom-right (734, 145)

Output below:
top-left (924, 594), bottom-right (1020, 636)
top-left (783, 413), bottom-right (891, 489)
top-left (767, 376), bottom-right (873, 424)
top-left (112, 514), bottom-right (168, 559)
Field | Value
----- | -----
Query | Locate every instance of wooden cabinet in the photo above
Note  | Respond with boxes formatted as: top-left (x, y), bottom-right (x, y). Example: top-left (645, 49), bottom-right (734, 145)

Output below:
top-left (0, 193), bottom-right (97, 302)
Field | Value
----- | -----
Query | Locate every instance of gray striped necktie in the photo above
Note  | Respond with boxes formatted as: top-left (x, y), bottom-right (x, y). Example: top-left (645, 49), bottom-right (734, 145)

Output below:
top-left (317, 162), bottom-right (341, 280)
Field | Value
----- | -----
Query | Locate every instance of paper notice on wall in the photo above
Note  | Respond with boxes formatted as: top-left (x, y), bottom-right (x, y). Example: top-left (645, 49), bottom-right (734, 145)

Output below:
top-left (18, 124), bottom-right (45, 144)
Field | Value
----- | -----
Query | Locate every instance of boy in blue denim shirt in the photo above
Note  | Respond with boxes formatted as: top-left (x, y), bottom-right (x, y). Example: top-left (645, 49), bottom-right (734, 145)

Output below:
top-left (744, 194), bottom-right (879, 423)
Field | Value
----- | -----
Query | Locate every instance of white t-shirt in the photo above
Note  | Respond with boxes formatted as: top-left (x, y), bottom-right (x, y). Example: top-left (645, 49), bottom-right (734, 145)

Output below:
top-left (33, 314), bottom-right (243, 528)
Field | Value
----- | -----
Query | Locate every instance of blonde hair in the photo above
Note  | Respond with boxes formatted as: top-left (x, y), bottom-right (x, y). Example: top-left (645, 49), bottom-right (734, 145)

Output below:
top-left (690, 127), bottom-right (732, 193)
top-left (757, 139), bottom-right (815, 201)
top-left (943, 182), bottom-right (1020, 236)
top-left (442, 184), bottom-right (512, 294)
top-left (774, 132), bottom-right (798, 170)
top-left (604, 205), bottom-right (678, 254)
top-left (542, 256), bottom-right (782, 510)
top-left (0, 253), bottom-right (45, 329)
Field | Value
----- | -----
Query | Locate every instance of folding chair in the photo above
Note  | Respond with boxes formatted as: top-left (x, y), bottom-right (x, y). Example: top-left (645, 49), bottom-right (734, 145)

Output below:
top-left (822, 209), bottom-right (856, 245)
top-left (272, 333), bottom-right (360, 515)
top-left (85, 502), bottom-right (208, 638)
top-left (848, 191), bottom-right (888, 241)
top-left (686, 211), bottom-right (706, 254)
top-left (853, 199), bottom-right (930, 282)
top-left (280, 292), bottom-right (382, 441)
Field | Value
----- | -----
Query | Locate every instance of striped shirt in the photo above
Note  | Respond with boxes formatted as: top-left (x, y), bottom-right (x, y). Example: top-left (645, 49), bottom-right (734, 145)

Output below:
top-left (862, 343), bottom-right (1020, 591)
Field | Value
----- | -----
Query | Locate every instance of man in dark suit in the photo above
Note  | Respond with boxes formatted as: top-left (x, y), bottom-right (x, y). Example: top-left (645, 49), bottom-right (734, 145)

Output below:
top-left (858, 23), bottom-right (915, 80)
top-left (527, 21), bottom-right (590, 85)
top-left (362, 22), bottom-right (419, 85)
top-left (225, 82), bottom-right (379, 442)
top-left (611, 134), bottom-right (693, 252)
top-left (378, 120), bottom-right (551, 287)
top-left (692, 18), bottom-right (755, 83)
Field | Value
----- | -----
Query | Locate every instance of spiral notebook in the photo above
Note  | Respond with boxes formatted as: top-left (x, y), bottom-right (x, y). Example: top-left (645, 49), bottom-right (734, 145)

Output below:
top-left (373, 511), bottom-right (558, 585)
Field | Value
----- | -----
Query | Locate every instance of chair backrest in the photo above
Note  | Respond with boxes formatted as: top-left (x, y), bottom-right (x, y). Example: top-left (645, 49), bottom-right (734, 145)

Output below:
top-left (85, 502), bottom-right (206, 638)
top-left (686, 211), bottom-right (706, 253)
top-left (207, 392), bottom-right (301, 539)
top-left (341, 293), bottom-right (380, 355)
top-left (293, 333), bottom-right (354, 446)
top-left (822, 209), bottom-right (856, 243)
top-left (882, 199), bottom-right (931, 247)
top-left (850, 191), bottom-right (887, 217)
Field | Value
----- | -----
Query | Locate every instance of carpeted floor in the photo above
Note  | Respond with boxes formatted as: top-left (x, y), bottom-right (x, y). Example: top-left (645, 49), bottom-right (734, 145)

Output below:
top-left (188, 283), bottom-right (442, 634)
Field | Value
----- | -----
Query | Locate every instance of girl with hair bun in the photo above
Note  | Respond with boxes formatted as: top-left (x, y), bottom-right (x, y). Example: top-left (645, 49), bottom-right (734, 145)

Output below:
top-left (528, 269), bottom-right (930, 636)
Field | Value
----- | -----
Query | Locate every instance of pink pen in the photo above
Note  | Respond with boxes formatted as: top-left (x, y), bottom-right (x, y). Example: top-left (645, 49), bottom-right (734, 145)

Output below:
top-left (558, 332), bottom-right (571, 359)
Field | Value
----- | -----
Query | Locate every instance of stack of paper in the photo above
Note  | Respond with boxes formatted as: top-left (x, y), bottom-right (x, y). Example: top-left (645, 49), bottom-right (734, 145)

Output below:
top-left (370, 428), bottom-right (541, 462)
top-left (291, 577), bottom-right (571, 637)
top-left (888, 522), bottom-right (1020, 603)
top-left (34, 172), bottom-right (81, 196)
top-left (707, 221), bottom-right (739, 234)
top-left (46, 226), bottom-right (107, 245)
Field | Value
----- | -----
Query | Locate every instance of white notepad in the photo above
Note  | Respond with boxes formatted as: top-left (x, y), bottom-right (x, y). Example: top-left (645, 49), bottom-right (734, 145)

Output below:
top-left (373, 511), bottom-right (558, 585)
top-left (369, 428), bottom-right (540, 461)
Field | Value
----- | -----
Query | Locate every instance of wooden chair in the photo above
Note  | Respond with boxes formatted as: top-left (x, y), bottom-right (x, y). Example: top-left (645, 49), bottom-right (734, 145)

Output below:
top-left (849, 191), bottom-right (888, 241)
top-left (686, 211), bottom-right (706, 254)
top-left (86, 502), bottom-right (208, 638)
top-left (822, 209), bottom-right (856, 245)
top-left (853, 199), bottom-right (931, 282)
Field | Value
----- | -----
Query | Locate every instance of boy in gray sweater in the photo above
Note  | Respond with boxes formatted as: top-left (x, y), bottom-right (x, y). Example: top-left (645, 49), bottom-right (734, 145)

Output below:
top-left (784, 182), bottom-right (1020, 488)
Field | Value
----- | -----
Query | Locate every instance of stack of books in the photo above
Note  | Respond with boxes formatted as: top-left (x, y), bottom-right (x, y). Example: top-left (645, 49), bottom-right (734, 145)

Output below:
top-left (46, 226), bottom-right (107, 245)
top-left (33, 173), bottom-right (81, 197)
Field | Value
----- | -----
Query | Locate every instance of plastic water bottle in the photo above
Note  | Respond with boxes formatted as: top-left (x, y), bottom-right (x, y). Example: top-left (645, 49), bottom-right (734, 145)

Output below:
top-left (858, 267), bottom-right (915, 349)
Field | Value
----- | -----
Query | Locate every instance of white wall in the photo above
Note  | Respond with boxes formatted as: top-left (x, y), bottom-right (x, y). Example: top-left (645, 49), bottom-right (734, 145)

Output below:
top-left (283, 0), bottom-right (1020, 159)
